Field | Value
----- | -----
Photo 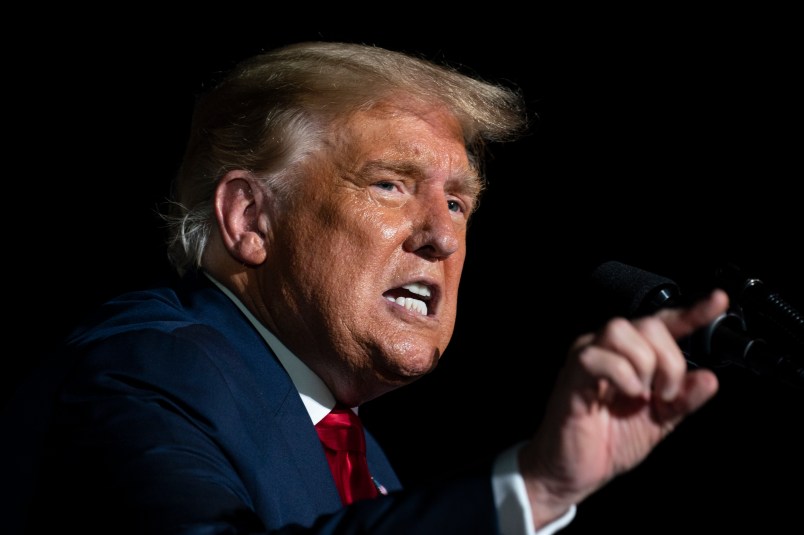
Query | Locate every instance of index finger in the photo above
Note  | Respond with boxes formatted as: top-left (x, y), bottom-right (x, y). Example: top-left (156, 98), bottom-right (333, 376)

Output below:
top-left (658, 289), bottom-right (730, 340)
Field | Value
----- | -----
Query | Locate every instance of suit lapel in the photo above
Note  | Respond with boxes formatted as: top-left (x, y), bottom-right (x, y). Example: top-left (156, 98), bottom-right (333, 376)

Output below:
top-left (185, 274), bottom-right (343, 514)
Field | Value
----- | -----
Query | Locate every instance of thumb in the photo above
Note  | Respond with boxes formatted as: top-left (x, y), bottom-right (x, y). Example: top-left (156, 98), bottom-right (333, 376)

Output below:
top-left (654, 367), bottom-right (720, 426)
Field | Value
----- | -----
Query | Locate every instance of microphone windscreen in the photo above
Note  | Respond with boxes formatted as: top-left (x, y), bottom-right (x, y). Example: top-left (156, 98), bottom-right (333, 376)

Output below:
top-left (590, 261), bottom-right (680, 318)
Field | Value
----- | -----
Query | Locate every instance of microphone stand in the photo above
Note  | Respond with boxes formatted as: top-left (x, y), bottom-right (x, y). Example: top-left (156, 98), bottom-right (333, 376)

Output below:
top-left (716, 263), bottom-right (804, 358)
top-left (683, 311), bottom-right (804, 390)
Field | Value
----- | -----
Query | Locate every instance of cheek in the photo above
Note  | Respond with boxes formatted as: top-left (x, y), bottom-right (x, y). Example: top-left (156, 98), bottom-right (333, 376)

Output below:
top-left (328, 212), bottom-right (408, 277)
top-left (285, 212), bottom-right (397, 295)
top-left (359, 199), bottom-right (410, 244)
top-left (445, 248), bottom-right (467, 285)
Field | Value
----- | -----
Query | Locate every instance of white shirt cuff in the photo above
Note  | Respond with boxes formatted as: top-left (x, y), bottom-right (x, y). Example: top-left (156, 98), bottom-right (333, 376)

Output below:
top-left (492, 442), bottom-right (576, 535)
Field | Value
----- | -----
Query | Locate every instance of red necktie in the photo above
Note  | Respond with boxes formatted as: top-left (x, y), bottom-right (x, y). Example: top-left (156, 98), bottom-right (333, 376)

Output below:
top-left (315, 405), bottom-right (379, 504)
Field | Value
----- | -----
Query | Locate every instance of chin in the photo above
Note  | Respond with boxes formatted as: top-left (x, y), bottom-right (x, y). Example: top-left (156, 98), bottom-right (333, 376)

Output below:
top-left (383, 345), bottom-right (443, 382)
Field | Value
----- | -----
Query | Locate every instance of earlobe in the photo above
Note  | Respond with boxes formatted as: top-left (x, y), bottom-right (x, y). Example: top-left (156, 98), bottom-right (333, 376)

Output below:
top-left (214, 171), bottom-right (269, 266)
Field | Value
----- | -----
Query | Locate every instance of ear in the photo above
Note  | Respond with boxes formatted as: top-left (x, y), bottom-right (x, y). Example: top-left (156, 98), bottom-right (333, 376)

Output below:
top-left (214, 170), bottom-right (271, 266)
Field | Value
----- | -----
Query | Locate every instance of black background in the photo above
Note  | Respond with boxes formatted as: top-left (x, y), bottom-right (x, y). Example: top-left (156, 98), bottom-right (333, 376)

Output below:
top-left (7, 11), bottom-right (803, 532)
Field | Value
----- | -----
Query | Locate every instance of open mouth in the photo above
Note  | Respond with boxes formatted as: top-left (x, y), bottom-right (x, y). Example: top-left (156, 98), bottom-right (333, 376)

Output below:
top-left (383, 282), bottom-right (433, 316)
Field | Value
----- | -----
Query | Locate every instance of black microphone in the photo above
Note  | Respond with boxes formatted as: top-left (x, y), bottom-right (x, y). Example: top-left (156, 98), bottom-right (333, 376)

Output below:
top-left (590, 261), bottom-right (804, 388)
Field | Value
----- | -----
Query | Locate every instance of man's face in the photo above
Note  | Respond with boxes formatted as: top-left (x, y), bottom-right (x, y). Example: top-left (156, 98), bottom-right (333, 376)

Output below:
top-left (263, 101), bottom-right (480, 403)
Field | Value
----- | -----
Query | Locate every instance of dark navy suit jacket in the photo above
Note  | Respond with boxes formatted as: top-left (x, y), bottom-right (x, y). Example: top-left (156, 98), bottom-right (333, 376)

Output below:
top-left (2, 273), bottom-right (499, 534)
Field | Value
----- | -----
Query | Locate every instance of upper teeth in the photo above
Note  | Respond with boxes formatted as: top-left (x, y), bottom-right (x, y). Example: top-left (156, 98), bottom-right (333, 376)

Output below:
top-left (386, 283), bottom-right (430, 316)
top-left (404, 283), bottom-right (431, 298)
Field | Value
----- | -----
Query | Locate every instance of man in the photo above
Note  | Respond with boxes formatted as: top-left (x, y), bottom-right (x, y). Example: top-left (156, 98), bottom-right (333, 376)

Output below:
top-left (2, 41), bottom-right (728, 534)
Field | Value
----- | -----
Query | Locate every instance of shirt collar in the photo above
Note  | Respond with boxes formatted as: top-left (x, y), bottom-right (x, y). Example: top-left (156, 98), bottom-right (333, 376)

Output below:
top-left (204, 272), bottom-right (341, 425)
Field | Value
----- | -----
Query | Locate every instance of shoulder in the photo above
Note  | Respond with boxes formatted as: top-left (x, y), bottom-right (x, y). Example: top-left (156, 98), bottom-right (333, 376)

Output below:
top-left (57, 273), bottom-right (270, 393)
top-left (63, 272), bottom-right (250, 351)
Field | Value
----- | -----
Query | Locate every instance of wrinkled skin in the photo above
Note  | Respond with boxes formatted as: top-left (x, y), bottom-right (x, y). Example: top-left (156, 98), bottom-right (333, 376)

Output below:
top-left (211, 100), bottom-right (479, 407)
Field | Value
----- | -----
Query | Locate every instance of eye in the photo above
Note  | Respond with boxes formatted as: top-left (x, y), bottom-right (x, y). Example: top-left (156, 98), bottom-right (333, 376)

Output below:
top-left (373, 181), bottom-right (396, 192)
top-left (447, 199), bottom-right (465, 214)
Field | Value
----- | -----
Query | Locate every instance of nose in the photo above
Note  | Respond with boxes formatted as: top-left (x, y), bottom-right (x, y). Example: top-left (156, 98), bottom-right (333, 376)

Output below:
top-left (403, 196), bottom-right (462, 260)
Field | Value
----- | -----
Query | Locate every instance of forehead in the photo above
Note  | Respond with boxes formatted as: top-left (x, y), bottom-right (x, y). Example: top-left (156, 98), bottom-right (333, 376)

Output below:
top-left (333, 99), bottom-right (478, 179)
